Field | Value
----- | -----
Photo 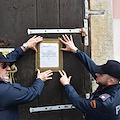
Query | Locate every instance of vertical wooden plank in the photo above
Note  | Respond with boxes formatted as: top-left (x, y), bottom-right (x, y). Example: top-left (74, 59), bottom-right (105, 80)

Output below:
top-left (60, 0), bottom-right (88, 120)
top-left (60, 0), bottom-right (83, 28)
top-left (36, 0), bottom-right (62, 120)
top-left (37, 0), bottom-right (60, 28)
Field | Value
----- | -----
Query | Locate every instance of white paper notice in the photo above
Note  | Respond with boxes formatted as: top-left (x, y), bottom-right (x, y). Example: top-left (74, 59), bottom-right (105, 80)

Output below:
top-left (40, 43), bottom-right (59, 67)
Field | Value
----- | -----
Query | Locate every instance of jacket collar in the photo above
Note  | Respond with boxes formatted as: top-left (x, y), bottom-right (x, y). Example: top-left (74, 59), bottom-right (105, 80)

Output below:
top-left (97, 84), bottom-right (120, 92)
top-left (0, 78), bottom-right (10, 83)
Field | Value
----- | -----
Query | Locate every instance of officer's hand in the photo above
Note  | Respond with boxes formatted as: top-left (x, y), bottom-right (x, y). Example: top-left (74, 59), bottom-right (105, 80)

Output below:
top-left (59, 70), bottom-right (72, 86)
top-left (60, 34), bottom-right (78, 53)
top-left (27, 35), bottom-right (43, 52)
top-left (37, 69), bottom-right (53, 82)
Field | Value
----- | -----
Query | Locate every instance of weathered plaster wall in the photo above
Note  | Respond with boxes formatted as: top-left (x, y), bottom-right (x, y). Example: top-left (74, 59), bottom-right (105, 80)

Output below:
top-left (90, 0), bottom-right (113, 92)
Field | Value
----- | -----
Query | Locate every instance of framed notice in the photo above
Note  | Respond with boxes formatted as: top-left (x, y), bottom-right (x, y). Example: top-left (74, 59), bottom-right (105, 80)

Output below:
top-left (36, 38), bottom-right (63, 72)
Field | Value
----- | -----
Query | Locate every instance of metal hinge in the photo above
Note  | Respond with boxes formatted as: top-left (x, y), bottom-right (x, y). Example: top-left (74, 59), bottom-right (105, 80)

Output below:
top-left (27, 27), bottom-right (89, 46)
top-left (85, 0), bottom-right (105, 19)
top-left (30, 104), bottom-right (75, 113)
top-left (27, 28), bottom-right (82, 34)
top-left (27, 24), bottom-right (89, 46)
top-left (27, 0), bottom-right (105, 47)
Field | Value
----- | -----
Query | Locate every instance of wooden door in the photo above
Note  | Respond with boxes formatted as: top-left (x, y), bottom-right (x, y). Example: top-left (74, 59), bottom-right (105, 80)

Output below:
top-left (0, 0), bottom-right (91, 120)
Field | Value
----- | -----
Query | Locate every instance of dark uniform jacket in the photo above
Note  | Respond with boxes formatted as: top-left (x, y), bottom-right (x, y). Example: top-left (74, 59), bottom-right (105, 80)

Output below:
top-left (65, 49), bottom-right (120, 120)
top-left (0, 47), bottom-right (44, 120)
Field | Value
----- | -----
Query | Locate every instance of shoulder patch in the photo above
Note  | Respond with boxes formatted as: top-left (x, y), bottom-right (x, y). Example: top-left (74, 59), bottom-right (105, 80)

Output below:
top-left (99, 93), bottom-right (111, 101)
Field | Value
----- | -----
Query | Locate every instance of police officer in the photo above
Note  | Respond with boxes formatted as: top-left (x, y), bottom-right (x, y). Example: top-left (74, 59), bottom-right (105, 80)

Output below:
top-left (0, 36), bottom-right (53, 120)
top-left (59, 34), bottom-right (120, 120)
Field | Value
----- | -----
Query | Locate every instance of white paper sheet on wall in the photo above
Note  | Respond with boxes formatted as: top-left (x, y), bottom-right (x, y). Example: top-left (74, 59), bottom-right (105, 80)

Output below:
top-left (40, 43), bottom-right (59, 67)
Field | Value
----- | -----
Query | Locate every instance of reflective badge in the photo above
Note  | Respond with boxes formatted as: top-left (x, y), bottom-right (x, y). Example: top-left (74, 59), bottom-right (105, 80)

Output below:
top-left (99, 93), bottom-right (111, 101)
top-left (90, 100), bottom-right (96, 108)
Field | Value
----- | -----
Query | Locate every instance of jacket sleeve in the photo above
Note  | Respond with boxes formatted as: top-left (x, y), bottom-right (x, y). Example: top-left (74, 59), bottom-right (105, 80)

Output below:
top-left (1, 78), bottom-right (44, 107)
top-left (75, 49), bottom-right (96, 79)
top-left (6, 47), bottom-right (24, 62)
top-left (64, 84), bottom-right (115, 119)
top-left (65, 84), bottom-right (93, 113)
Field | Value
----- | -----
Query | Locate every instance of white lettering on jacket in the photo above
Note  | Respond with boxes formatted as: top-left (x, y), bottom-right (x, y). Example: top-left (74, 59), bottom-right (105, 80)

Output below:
top-left (116, 105), bottom-right (120, 115)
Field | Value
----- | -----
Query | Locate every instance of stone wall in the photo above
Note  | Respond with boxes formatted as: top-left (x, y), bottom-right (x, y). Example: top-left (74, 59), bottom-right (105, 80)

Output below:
top-left (90, 0), bottom-right (113, 92)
